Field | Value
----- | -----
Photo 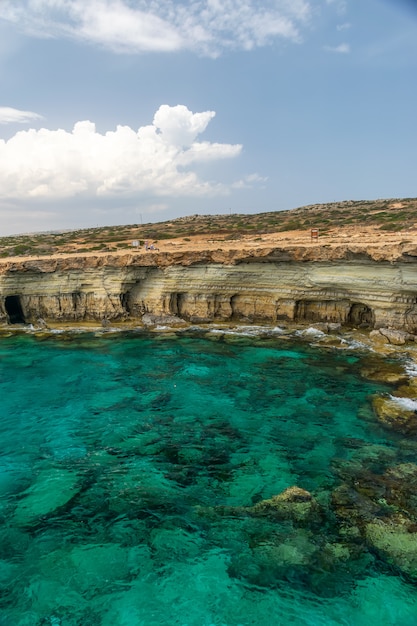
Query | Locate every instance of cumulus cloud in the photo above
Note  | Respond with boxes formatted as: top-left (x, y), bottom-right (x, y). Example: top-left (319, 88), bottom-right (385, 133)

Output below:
top-left (0, 106), bottom-right (43, 124)
top-left (0, 105), bottom-right (242, 201)
top-left (0, 0), bottom-right (312, 56)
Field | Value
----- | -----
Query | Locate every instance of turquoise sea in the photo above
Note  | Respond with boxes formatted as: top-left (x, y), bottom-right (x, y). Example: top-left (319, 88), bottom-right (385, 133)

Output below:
top-left (1, 327), bottom-right (417, 625)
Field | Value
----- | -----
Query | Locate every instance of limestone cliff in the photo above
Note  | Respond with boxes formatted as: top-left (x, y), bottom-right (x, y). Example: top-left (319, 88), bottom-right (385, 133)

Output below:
top-left (1, 241), bottom-right (417, 331)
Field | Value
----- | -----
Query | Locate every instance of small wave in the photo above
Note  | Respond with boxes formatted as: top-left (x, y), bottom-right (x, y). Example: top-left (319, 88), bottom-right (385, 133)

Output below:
top-left (405, 361), bottom-right (417, 377)
top-left (295, 327), bottom-right (325, 337)
top-left (207, 325), bottom-right (285, 337)
top-left (47, 328), bottom-right (88, 335)
top-left (389, 395), bottom-right (417, 411)
top-left (343, 339), bottom-right (371, 350)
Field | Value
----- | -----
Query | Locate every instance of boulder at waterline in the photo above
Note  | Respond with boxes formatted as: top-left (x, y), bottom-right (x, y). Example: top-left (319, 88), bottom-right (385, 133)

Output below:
top-left (372, 395), bottom-right (417, 435)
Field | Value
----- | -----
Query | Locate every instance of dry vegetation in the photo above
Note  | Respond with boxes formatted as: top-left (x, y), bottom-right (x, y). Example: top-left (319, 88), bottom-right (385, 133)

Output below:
top-left (1, 197), bottom-right (417, 257)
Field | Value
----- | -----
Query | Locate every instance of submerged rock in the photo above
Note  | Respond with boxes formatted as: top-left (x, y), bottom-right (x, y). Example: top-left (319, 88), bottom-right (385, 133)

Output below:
top-left (227, 528), bottom-right (318, 589)
top-left (330, 458), bottom-right (417, 580)
top-left (385, 461), bottom-right (417, 481)
top-left (13, 468), bottom-right (80, 526)
top-left (251, 486), bottom-right (322, 524)
top-left (150, 527), bottom-right (202, 562)
top-left (331, 483), bottom-right (382, 528)
top-left (365, 516), bottom-right (417, 580)
top-left (198, 486), bottom-right (323, 527)
top-left (253, 529), bottom-right (316, 570)
top-left (393, 376), bottom-right (417, 399)
top-left (39, 542), bottom-right (143, 596)
top-left (320, 541), bottom-right (351, 565)
top-left (382, 463), bottom-right (417, 515)
top-left (106, 458), bottom-right (180, 514)
top-left (360, 361), bottom-right (408, 385)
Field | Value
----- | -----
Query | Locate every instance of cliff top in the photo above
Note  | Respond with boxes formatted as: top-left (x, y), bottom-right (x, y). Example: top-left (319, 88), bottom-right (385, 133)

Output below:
top-left (1, 197), bottom-right (417, 265)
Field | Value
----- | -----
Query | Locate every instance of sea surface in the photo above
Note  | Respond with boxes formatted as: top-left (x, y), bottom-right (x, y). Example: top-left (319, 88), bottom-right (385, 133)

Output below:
top-left (0, 327), bottom-right (417, 625)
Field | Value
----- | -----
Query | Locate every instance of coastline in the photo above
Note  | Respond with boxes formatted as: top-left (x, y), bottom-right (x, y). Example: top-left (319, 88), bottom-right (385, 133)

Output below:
top-left (1, 316), bottom-right (416, 367)
top-left (2, 222), bottom-right (417, 362)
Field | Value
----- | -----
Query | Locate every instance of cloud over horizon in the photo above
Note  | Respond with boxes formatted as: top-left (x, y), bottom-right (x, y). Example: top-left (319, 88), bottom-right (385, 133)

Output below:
top-left (0, 0), bottom-right (312, 56)
top-left (0, 105), bottom-right (242, 202)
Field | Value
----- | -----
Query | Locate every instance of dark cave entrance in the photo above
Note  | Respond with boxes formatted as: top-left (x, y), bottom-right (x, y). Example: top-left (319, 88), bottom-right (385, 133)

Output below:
top-left (5, 295), bottom-right (26, 324)
top-left (120, 292), bottom-right (131, 314)
top-left (347, 303), bottom-right (375, 328)
top-left (169, 293), bottom-right (185, 316)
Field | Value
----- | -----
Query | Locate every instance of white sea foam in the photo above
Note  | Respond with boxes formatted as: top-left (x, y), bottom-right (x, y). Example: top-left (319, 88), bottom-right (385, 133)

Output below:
top-left (389, 395), bottom-right (417, 411)
top-left (296, 327), bottom-right (325, 337)
top-left (48, 328), bottom-right (85, 335)
top-left (344, 339), bottom-right (370, 350)
top-left (207, 325), bottom-right (285, 337)
top-left (405, 361), bottom-right (417, 377)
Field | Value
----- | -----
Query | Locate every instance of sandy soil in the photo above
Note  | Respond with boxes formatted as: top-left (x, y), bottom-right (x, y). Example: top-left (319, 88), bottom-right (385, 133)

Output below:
top-left (152, 225), bottom-right (417, 251)
top-left (0, 225), bottom-right (416, 264)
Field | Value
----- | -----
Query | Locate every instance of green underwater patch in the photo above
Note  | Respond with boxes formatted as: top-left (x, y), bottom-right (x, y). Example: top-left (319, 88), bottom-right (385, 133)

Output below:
top-left (1, 330), bottom-right (417, 624)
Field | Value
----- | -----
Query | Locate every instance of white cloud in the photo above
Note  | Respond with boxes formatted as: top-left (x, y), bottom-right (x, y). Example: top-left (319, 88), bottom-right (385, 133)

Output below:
top-left (232, 173), bottom-right (268, 189)
top-left (337, 22), bottom-right (351, 31)
top-left (0, 105), bottom-right (242, 201)
top-left (69, 0), bottom-right (183, 53)
top-left (324, 42), bottom-right (350, 53)
top-left (0, 106), bottom-right (43, 124)
top-left (325, 0), bottom-right (347, 13)
top-left (0, 0), bottom-right (312, 56)
top-left (152, 105), bottom-right (214, 147)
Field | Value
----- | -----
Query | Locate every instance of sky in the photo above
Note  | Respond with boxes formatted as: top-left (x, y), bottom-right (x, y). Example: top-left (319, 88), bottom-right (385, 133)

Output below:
top-left (0, 0), bottom-right (416, 235)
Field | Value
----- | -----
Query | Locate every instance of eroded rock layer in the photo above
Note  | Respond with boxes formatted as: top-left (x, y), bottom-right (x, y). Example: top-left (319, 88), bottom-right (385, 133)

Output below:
top-left (1, 243), bottom-right (417, 330)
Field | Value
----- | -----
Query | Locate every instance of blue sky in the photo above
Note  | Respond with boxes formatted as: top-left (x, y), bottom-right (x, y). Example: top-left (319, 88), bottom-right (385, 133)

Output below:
top-left (0, 0), bottom-right (416, 235)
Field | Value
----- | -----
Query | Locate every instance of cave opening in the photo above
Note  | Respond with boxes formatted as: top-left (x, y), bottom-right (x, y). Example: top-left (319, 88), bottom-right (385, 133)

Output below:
top-left (169, 293), bottom-right (186, 316)
top-left (348, 303), bottom-right (375, 327)
top-left (5, 295), bottom-right (26, 324)
top-left (120, 292), bottom-right (131, 314)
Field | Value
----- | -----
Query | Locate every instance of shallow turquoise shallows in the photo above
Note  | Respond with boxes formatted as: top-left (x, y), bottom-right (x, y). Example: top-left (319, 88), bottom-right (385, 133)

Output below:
top-left (1, 329), bottom-right (417, 625)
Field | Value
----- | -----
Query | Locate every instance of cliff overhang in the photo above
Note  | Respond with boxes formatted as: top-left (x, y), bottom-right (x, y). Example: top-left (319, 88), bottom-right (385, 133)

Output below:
top-left (1, 241), bottom-right (417, 332)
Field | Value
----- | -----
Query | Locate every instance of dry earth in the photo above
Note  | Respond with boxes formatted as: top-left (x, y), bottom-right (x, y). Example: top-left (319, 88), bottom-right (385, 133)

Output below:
top-left (1, 197), bottom-right (417, 261)
top-left (0, 224), bottom-right (416, 264)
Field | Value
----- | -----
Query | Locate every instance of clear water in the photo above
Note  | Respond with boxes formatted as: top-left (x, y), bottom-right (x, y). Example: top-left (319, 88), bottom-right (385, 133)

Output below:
top-left (0, 329), bottom-right (416, 625)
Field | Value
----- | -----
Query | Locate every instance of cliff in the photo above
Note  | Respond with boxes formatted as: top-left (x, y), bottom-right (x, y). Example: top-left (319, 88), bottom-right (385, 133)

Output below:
top-left (1, 237), bottom-right (417, 332)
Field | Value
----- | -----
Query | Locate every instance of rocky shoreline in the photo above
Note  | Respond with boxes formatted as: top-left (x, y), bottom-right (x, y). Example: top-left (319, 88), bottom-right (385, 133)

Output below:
top-left (1, 236), bottom-right (417, 333)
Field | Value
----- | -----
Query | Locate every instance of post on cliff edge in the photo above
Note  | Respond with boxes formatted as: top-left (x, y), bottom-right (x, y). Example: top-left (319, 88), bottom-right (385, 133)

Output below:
top-left (310, 228), bottom-right (319, 242)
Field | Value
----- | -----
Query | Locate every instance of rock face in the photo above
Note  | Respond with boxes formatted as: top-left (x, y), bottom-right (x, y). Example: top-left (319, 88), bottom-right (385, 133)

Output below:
top-left (1, 242), bottom-right (417, 330)
top-left (372, 396), bottom-right (417, 435)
